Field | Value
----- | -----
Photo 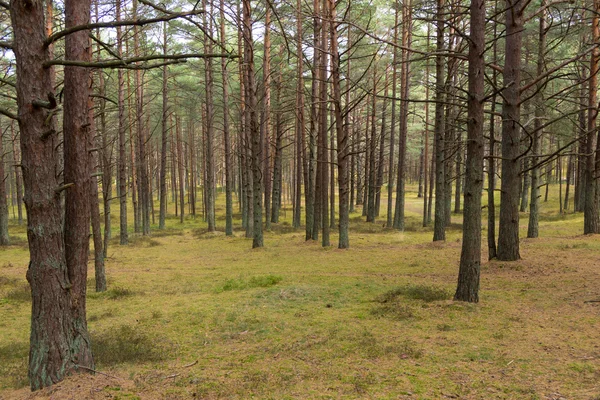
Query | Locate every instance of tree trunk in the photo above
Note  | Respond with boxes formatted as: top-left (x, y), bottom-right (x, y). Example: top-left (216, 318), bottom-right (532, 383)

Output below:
top-left (133, 0), bottom-right (150, 236)
top-left (330, 0), bottom-right (349, 248)
top-left (319, 0), bottom-right (330, 247)
top-left (11, 124), bottom-right (23, 226)
top-left (455, 0), bottom-right (484, 303)
top-left (0, 129), bottom-right (9, 245)
top-left (242, 0), bottom-right (263, 248)
top-left (116, 0), bottom-right (128, 245)
top-left (433, 0), bottom-right (446, 241)
top-left (497, 0), bottom-right (524, 260)
top-left (176, 117), bottom-right (185, 223)
top-left (366, 73), bottom-right (377, 223)
top-left (585, 0), bottom-right (600, 234)
top-left (12, 1), bottom-right (87, 386)
top-left (262, 7), bottom-right (272, 231)
top-left (271, 71), bottom-right (284, 224)
top-left (220, 0), bottom-right (233, 235)
top-left (394, 3), bottom-right (411, 231)
top-left (159, 20), bottom-right (169, 230)
top-left (204, 0), bottom-right (216, 232)
top-left (293, 0), bottom-right (304, 228)
top-left (387, 5), bottom-right (399, 228)
top-left (375, 70), bottom-right (388, 218)
top-left (527, 3), bottom-right (546, 239)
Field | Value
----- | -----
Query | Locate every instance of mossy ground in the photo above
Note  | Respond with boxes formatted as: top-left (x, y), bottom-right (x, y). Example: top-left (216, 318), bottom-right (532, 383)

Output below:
top-left (0, 185), bottom-right (599, 399)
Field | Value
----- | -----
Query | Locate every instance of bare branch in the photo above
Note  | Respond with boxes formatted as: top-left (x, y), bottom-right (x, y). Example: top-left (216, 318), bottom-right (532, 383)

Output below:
top-left (0, 108), bottom-right (18, 121)
top-left (44, 10), bottom-right (203, 47)
top-left (43, 53), bottom-right (238, 69)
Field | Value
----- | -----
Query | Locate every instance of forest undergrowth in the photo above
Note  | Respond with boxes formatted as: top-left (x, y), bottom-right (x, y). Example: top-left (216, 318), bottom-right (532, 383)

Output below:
top-left (0, 185), bottom-right (599, 399)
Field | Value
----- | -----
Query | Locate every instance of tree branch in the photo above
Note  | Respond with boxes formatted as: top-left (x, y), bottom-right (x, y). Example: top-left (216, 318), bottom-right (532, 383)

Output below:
top-left (0, 108), bottom-right (18, 121)
top-left (43, 53), bottom-right (238, 69)
top-left (44, 10), bottom-right (203, 47)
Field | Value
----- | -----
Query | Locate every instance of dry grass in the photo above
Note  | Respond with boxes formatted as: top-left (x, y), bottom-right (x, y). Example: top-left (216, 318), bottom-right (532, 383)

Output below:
top-left (0, 185), bottom-right (599, 399)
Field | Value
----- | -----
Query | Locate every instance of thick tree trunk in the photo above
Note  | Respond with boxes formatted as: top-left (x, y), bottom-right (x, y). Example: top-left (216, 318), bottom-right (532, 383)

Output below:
top-left (243, 0), bottom-right (263, 248)
top-left (262, 7), bottom-right (272, 231)
top-left (11, 1), bottom-right (79, 387)
top-left (330, 0), bottom-right (349, 248)
top-left (63, 0), bottom-right (95, 372)
top-left (497, 0), bottom-right (524, 260)
top-left (455, 0), bottom-right (485, 303)
top-left (585, 0), bottom-right (600, 234)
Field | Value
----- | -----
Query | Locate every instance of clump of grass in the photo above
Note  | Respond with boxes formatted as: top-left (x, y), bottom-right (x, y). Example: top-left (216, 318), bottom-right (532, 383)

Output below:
top-left (437, 323), bottom-right (454, 332)
top-left (377, 284), bottom-right (451, 303)
top-left (0, 276), bottom-right (19, 287)
top-left (0, 341), bottom-right (28, 388)
top-left (370, 303), bottom-right (415, 320)
top-left (559, 242), bottom-right (590, 250)
top-left (89, 286), bottom-right (135, 300)
top-left (218, 275), bottom-right (283, 292)
top-left (8, 236), bottom-right (28, 248)
top-left (150, 229), bottom-right (184, 238)
top-left (92, 324), bottom-right (170, 366)
top-left (192, 228), bottom-right (226, 239)
top-left (4, 284), bottom-right (31, 302)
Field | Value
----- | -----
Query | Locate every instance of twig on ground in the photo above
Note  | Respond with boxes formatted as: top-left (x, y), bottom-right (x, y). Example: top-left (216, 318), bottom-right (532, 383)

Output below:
top-left (75, 365), bottom-right (121, 380)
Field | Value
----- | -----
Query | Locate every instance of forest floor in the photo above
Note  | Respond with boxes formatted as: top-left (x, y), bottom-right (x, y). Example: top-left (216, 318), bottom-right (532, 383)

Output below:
top-left (0, 185), bottom-right (599, 399)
